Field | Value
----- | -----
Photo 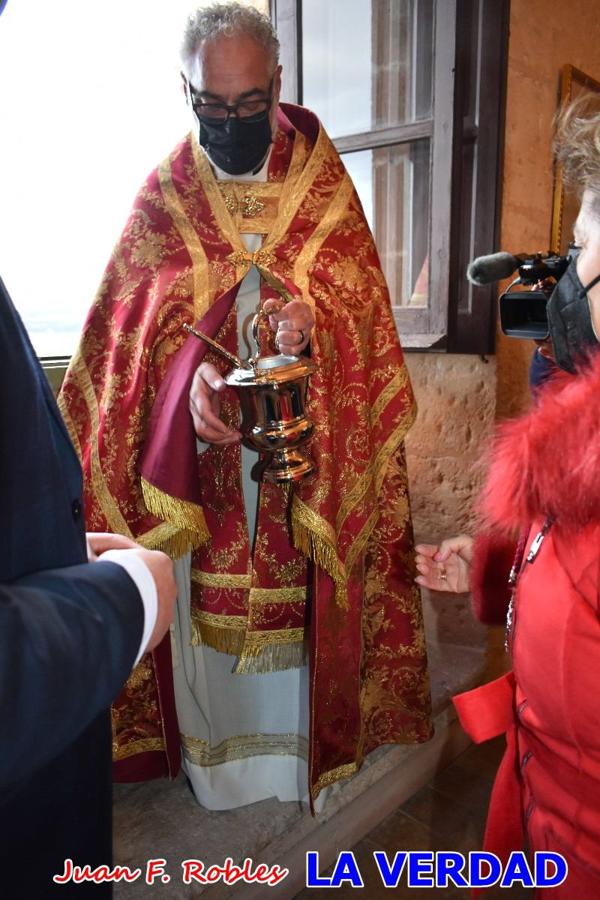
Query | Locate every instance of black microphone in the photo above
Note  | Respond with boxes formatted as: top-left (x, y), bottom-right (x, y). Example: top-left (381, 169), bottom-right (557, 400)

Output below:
top-left (466, 252), bottom-right (524, 286)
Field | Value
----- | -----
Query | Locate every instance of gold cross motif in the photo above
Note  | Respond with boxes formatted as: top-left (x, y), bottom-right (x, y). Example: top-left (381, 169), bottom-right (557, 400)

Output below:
top-left (240, 192), bottom-right (266, 218)
top-left (220, 186), bottom-right (266, 218)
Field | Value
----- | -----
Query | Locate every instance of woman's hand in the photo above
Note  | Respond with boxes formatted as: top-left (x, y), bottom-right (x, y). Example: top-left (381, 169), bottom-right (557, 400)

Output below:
top-left (415, 535), bottom-right (474, 593)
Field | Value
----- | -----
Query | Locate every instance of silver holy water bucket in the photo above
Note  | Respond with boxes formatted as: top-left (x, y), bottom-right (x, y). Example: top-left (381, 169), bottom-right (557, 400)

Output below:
top-left (225, 353), bottom-right (316, 483)
top-left (184, 322), bottom-right (317, 483)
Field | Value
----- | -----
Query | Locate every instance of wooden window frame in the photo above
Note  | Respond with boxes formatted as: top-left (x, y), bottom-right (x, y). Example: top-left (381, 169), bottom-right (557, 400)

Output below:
top-left (271, 0), bottom-right (509, 354)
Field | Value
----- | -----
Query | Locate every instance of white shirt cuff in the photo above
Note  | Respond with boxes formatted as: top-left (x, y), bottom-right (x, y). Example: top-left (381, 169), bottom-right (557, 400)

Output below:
top-left (99, 549), bottom-right (158, 667)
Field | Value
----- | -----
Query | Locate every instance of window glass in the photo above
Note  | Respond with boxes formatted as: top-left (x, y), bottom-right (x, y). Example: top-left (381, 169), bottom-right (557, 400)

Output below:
top-left (302, 0), bottom-right (433, 138)
top-left (342, 141), bottom-right (430, 308)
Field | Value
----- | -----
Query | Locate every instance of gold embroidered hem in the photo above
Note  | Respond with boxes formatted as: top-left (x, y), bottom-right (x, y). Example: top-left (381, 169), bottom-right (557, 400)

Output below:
top-left (112, 736), bottom-right (165, 761)
top-left (311, 761), bottom-right (359, 796)
top-left (181, 733), bottom-right (309, 767)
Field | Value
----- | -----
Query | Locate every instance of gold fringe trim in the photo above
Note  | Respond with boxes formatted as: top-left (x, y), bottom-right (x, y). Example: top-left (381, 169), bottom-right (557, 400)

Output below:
top-left (190, 610), bottom-right (246, 656)
top-left (190, 609), bottom-right (306, 672)
top-left (234, 639), bottom-right (307, 675)
top-left (135, 522), bottom-right (179, 551)
top-left (141, 477), bottom-right (210, 557)
top-left (291, 500), bottom-right (347, 609)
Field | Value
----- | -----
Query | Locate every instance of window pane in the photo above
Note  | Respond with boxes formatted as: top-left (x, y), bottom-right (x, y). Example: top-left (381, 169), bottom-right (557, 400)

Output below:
top-left (342, 140), bottom-right (430, 308)
top-left (302, 0), bottom-right (433, 138)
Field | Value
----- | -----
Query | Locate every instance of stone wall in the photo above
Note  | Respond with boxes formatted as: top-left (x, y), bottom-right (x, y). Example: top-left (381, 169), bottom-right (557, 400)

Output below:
top-left (404, 353), bottom-right (497, 543)
top-left (403, 353), bottom-right (494, 673)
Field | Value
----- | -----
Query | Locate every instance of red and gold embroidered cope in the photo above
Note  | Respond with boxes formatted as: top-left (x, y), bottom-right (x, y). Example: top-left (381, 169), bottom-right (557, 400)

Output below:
top-left (59, 104), bottom-right (432, 798)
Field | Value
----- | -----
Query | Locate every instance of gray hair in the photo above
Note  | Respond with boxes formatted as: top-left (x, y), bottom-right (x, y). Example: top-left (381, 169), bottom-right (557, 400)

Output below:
top-left (180, 3), bottom-right (280, 77)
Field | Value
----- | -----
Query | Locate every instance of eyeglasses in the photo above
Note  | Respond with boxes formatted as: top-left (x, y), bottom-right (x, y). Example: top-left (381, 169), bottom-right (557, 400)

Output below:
top-left (187, 79), bottom-right (273, 122)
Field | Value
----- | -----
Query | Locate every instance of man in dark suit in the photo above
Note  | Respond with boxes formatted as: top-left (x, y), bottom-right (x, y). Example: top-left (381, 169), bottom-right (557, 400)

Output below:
top-left (0, 274), bottom-right (177, 896)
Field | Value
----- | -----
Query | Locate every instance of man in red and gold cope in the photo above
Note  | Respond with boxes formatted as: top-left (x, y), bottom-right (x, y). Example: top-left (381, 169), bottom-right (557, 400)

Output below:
top-left (59, 2), bottom-right (431, 810)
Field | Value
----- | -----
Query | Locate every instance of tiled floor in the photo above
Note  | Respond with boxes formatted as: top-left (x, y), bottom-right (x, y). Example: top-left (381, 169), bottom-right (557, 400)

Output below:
top-left (295, 737), bottom-right (532, 898)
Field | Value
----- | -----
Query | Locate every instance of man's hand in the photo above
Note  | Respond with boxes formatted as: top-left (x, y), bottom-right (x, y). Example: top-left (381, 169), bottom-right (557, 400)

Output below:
top-left (263, 298), bottom-right (314, 355)
top-left (189, 362), bottom-right (242, 445)
top-left (86, 532), bottom-right (138, 561)
top-left (87, 532), bottom-right (177, 651)
top-left (415, 535), bottom-right (474, 593)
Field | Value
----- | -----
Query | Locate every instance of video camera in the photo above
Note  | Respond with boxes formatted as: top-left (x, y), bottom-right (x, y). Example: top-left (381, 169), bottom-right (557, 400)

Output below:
top-left (467, 249), bottom-right (577, 339)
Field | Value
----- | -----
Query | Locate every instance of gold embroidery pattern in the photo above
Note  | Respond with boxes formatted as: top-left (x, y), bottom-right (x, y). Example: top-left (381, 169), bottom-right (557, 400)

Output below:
top-left (344, 410), bottom-right (417, 580)
top-left (240, 192), bottom-right (266, 217)
top-left (222, 190), bottom-right (237, 215)
top-left (369, 366), bottom-right (411, 428)
top-left (190, 137), bottom-right (246, 259)
top-left (191, 569), bottom-right (252, 589)
top-left (227, 247), bottom-right (277, 270)
top-left (336, 373), bottom-right (414, 531)
top-left (158, 153), bottom-right (210, 320)
top-left (181, 732), bottom-right (309, 767)
top-left (113, 736), bottom-right (165, 761)
top-left (191, 610), bottom-right (247, 630)
top-left (262, 125), bottom-right (327, 252)
top-left (70, 353), bottom-right (133, 538)
top-left (238, 627), bottom-right (306, 649)
top-left (217, 182), bottom-right (284, 235)
top-left (248, 585), bottom-right (306, 604)
top-left (293, 173), bottom-right (355, 305)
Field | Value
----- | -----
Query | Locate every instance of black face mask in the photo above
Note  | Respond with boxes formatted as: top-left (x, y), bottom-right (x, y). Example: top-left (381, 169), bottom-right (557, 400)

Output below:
top-left (198, 110), bottom-right (273, 176)
top-left (547, 258), bottom-right (600, 373)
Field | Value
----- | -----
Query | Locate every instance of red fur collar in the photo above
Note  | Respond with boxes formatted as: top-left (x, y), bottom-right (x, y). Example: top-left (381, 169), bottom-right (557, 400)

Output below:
top-left (481, 353), bottom-right (600, 533)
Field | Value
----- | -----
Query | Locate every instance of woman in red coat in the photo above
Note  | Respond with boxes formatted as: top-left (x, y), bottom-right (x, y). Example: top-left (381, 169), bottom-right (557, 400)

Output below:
top-left (416, 95), bottom-right (600, 896)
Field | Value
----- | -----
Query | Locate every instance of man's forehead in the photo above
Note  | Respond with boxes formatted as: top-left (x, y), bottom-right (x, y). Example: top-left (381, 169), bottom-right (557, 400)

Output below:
top-left (189, 34), bottom-right (273, 95)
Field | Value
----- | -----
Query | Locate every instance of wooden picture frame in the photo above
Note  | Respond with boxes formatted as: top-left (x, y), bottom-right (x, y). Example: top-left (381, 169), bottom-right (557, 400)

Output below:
top-left (550, 64), bottom-right (600, 254)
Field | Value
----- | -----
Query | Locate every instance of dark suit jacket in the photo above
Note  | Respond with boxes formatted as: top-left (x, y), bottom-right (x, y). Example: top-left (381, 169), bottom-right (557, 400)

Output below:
top-left (0, 277), bottom-right (144, 897)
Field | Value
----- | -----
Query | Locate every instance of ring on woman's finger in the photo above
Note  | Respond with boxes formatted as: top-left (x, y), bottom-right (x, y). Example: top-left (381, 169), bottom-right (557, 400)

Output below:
top-left (438, 567), bottom-right (448, 581)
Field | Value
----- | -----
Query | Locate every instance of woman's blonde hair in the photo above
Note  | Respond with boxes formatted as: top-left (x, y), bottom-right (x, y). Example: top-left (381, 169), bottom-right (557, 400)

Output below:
top-left (554, 92), bottom-right (600, 213)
